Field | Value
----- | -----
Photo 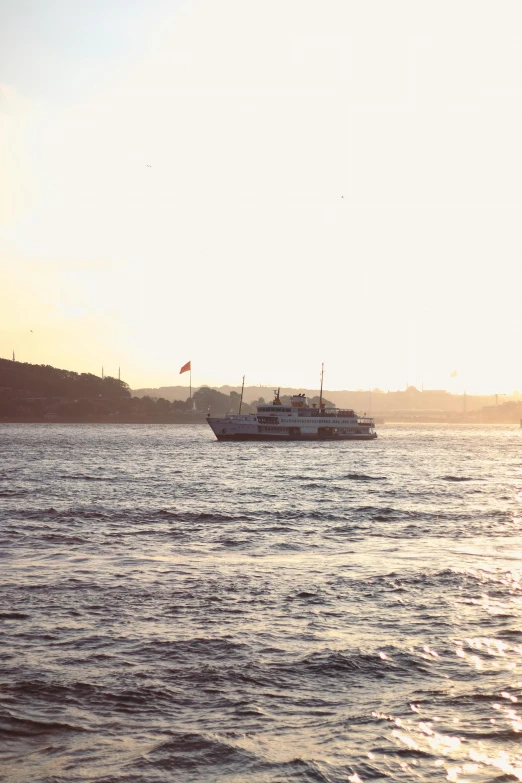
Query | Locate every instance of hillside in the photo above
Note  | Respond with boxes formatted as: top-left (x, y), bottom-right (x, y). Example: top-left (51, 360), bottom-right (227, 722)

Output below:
top-left (0, 358), bottom-right (130, 399)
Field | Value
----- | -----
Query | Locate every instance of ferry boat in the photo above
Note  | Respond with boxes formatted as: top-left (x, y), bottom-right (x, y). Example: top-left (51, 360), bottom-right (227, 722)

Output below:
top-left (206, 388), bottom-right (377, 441)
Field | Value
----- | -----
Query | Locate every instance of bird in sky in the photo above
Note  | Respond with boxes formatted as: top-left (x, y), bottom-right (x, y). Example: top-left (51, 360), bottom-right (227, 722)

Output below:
top-left (30, 330), bottom-right (33, 333)
top-left (145, 164), bottom-right (151, 167)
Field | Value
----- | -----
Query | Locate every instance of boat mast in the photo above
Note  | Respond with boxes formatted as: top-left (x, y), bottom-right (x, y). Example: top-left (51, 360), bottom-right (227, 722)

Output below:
top-left (238, 375), bottom-right (245, 415)
top-left (319, 362), bottom-right (324, 408)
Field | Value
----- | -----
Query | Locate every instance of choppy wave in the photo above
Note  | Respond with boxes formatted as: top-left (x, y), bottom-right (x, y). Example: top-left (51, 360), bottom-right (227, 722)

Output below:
top-left (58, 474), bottom-right (116, 482)
top-left (346, 472), bottom-right (385, 481)
top-left (441, 475), bottom-right (476, 482)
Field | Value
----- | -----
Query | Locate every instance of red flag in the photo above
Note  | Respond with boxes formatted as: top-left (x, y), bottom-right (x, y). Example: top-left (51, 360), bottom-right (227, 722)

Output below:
top-left (179, 360), bottom-right (191, 374)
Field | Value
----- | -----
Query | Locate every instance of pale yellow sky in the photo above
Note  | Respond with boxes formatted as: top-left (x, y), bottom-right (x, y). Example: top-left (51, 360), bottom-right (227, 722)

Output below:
top-left (1, 0), bottom-right (522, 393)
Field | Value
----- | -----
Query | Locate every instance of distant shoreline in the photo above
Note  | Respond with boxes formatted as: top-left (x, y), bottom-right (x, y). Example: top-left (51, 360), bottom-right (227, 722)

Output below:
top-left (0, 414), bottom-right (209, 424)
top-left (1, 417), bottom-right (520, 426)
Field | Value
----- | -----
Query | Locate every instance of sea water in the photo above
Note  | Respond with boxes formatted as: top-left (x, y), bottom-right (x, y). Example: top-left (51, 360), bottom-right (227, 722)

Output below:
top-left (1, 423), bottom-right (522, 782)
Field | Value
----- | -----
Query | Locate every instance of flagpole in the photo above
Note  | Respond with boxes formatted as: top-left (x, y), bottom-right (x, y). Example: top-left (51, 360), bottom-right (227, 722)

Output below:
top-left (180, 361), bottom-right (192, 403)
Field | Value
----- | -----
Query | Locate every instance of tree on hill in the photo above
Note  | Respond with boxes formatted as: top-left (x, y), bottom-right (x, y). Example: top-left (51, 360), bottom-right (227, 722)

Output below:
top-left (155, 397), bottom-right (171, 414)
top-left (171, 398), bottom-right (192, 411)
top-left (193, 386), bottom-right (252, 415)
top-left (73, 398), bottom-right (96, 416)
top-left (193, 386), bottom-right (230, 414)
top-left (308, 395), bottom-right (335, 408)
top-left (0, 358), bottom-right (130, 399)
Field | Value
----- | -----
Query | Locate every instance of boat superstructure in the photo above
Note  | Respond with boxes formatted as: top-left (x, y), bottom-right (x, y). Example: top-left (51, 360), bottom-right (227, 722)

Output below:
top-left (206, 389), bottom-right (377, 441)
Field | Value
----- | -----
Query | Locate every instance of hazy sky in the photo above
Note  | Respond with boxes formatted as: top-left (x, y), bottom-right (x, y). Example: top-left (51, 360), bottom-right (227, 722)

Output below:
top-left (2, 1), bottom-right (522, 393)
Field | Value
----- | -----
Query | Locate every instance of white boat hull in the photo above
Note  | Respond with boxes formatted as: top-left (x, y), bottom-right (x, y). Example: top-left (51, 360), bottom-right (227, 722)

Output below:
top-left (207, 418), bottom-right (377, 441)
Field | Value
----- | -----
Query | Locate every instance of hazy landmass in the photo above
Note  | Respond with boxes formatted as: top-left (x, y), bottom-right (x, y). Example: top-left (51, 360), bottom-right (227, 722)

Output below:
top-left (1, 359), bottom-right (522, 423)
top-left (132, 383), bottom-right (522, 422)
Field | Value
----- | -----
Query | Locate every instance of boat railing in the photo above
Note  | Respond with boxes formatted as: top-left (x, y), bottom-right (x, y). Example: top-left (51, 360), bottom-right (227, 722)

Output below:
top-left (358, 417), bottom-right (375, 425)
top-left (308, 408), bottom-right (357, 418)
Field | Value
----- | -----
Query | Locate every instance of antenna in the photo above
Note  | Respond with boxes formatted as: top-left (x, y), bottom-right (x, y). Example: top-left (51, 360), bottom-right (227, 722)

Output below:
top-left (12, 351), bottom-right (15, 362)
top-left (319, 363), bottom-right (324, 408)
top-left (238, 375), bottom-right (245, 415)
